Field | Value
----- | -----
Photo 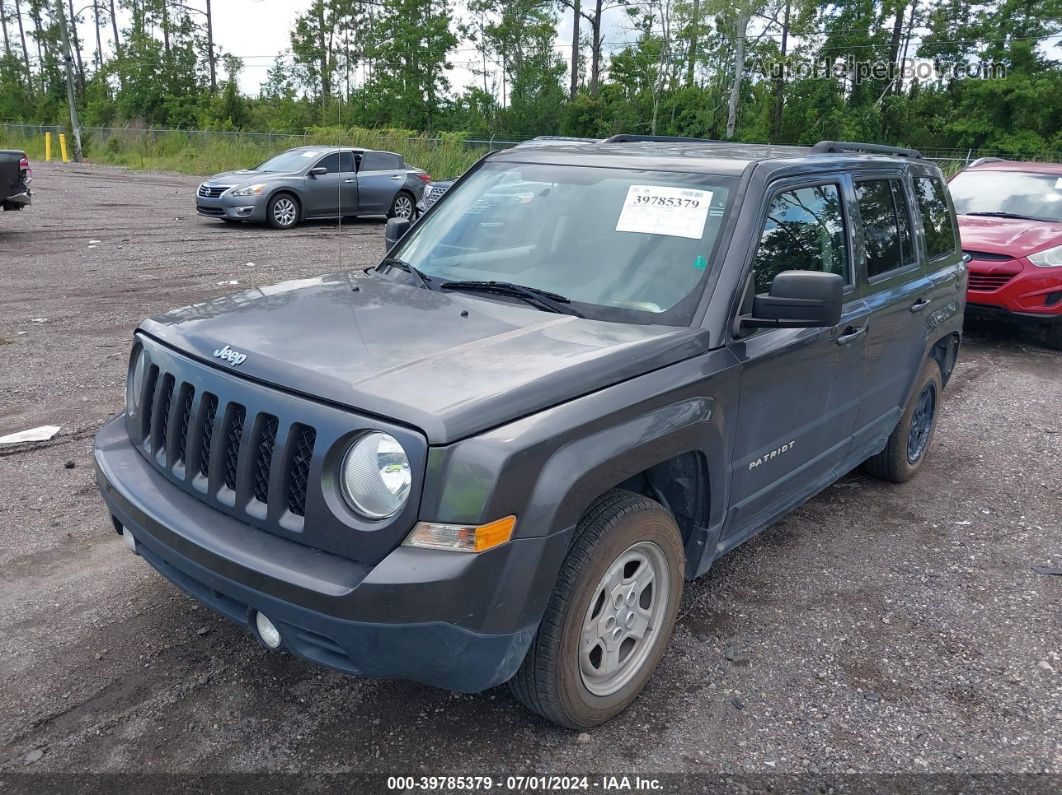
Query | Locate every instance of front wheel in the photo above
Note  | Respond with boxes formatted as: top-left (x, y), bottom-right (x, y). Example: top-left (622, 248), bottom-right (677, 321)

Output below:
top-left (267, 193), bottom-right (299, 229)
top-left (508, 490), bottom-right (684, 728)
top-left (864, 358), bottom-right (943, 482)
top-left (388, 191), bottom-right (415, 221)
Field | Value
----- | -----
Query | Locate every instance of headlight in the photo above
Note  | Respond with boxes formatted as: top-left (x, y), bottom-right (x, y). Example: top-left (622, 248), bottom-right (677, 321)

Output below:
top-left (127, 347), bottom-right (146, 415)
top-left (340, 432), bottom-right (411, 519)
top-left (1028, 243), bottom-right (1062, 267)
top-left (230, 183), bottom-right (267, 197)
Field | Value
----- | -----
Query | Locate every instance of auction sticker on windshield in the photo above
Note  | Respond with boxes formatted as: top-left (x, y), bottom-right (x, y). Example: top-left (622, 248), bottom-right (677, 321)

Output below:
top-left (616, 185), bottom-right (712, 239)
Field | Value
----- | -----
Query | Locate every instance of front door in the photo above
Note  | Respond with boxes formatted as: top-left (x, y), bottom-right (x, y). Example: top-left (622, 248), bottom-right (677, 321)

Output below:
top-left (725, 179), bottom-right (870, 539)
top-left (304, 151), bottom-right (344, 217)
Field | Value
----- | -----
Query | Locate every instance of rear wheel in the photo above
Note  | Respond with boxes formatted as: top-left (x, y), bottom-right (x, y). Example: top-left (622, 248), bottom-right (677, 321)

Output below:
top-left (267, 193), bottom-right (299, 229)
top-left (508, 490), bottom-right (684, 728)
top-left (388, 191), bottom-right (415, 221)
top-left (864, 358), bottom-right (943, 482)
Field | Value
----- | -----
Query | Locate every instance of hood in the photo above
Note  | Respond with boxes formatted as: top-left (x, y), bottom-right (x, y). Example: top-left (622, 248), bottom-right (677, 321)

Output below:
top-left (204, 169), bottom-right (278, 187)
top-left (957, 215), bottom-right (1062, 257)
top-left (139, 272), bottom-right (709, 444)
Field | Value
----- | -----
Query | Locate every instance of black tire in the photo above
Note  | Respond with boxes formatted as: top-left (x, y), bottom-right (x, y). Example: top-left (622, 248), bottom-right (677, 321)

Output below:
top-left (1045, 323), bottom-right (1062, 351)
top-left (388, 191), bottom-right (416, 221)
top-left (864, 358), bottom-right (943, 482)
top-left (508, 490), bottom-right (684, 729)
top-left (266, 192), bottom-right (300, 229)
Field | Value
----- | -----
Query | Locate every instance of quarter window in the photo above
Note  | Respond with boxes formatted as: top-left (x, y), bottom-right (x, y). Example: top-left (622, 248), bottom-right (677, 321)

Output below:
top-left (914, 177), bottom-right (958, 259)
top-left (751, 184), bottom-right (848, 294)
top-left (856, 178), bottom-right (916, 278)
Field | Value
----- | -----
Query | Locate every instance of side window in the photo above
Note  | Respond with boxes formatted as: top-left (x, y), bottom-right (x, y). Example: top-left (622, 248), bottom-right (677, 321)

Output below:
top-left (914, 177), bottom-right (958, 260)
top-left (339, 151), bottom-right (356, 173)
top-left (751, 183), bottom-right (849, 294)
top-left (856, 178), bottom-right (916, 278)
top-left (361, 152), bottom-right (387, 171)
top-left (314, 153), bottom-right (341, 174)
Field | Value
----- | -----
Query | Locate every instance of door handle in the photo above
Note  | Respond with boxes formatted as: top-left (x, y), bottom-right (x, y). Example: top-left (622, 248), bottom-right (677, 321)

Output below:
top-left (390, 175), bottom-right (403, 180)
top-left (835, 325), bottom-right (867, 345)
top-left (910, 297), bottom-right (933, 312)
top-left (343, 179), bottom-right (355, 183)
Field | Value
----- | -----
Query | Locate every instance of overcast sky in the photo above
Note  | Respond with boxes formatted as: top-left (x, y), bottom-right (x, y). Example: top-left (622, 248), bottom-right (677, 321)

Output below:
top-left (69, 0), bottom-right (617, 100)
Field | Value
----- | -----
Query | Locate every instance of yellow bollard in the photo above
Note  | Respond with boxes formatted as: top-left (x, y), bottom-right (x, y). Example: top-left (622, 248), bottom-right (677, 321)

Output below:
top-left (45, 132), bottom-right (52, 161)
top-left (59, 133), bottom-right (69, 163)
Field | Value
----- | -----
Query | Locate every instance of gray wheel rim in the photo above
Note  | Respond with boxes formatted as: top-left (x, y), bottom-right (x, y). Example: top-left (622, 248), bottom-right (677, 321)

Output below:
top-left (393, 195), bottom-right (413, 219)
top-left (579, 540), bottom-right (670, 697)
top-left (273, 198), bottom-right (296, 226)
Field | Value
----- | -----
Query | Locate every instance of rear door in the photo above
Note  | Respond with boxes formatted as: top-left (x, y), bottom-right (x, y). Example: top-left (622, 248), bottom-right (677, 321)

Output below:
top-left (356, 151), bottom-right (406, 213)
top-left (849, 172), bottom-right (935, 454)
top-left (725, 176), bottom-right (872, 539)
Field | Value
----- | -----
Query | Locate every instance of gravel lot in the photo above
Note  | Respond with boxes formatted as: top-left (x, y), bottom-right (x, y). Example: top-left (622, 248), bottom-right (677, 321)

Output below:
top-left (1, 162), bottom-right (1059, 780)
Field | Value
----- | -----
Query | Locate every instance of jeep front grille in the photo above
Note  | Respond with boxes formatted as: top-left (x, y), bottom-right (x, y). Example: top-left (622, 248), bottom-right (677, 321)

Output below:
top-left (137, 369), bottom-right (317, 524)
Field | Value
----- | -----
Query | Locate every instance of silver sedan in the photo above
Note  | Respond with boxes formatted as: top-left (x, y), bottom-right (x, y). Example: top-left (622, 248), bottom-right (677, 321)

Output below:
top-left (195, 146), bottom-right (428, 229)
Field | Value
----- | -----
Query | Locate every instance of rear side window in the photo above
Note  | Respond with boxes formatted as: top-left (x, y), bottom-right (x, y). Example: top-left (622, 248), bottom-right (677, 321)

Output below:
top-left (856, 178), bottom-right (916, 278)
top-left (914, 177), bottom-right (958, 260)
top-left (751, 184), bottom-right (848, 294)
top-left (362, 152), bottom-right (403, 171)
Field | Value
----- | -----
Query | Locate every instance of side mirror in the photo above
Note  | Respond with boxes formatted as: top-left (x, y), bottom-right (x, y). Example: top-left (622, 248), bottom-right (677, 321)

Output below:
top-left (384, 217), bottom-right (411, 251)
top-left (742, 271), bottom-right (843, 329)
top-left (308, 166), bottom-right (327, 177)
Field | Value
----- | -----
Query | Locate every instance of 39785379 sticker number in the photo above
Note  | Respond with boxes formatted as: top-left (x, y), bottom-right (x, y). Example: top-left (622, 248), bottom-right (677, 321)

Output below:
top-left (615, 185), bottom-right (713, 240)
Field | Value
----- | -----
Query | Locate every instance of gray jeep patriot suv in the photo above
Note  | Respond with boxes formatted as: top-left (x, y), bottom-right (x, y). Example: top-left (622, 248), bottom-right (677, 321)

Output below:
top-left (94, 137), bottom-right (966, 728)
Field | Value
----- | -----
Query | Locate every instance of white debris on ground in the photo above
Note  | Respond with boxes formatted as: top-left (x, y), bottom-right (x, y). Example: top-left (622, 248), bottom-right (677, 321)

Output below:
top-left (0, 425), bottom-right (61, 444)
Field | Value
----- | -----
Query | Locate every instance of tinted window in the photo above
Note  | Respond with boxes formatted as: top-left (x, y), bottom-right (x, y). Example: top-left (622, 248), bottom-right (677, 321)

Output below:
top-left (857, 178), bottom-right (916, 278)
top-left (362, 152), bottom-right (403, 171)
top-left (339, 151), bottom-right (356, 173)
top-left (314, 153), bottom-right (342, 174)
top-left (751, 184), bottom-right (848, 294)
top-left (914, 177), bottom-right (958, 259)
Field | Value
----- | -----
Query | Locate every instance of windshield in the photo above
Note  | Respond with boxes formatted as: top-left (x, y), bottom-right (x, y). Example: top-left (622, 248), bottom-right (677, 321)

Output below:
top-left (254, 149), bottom-right (325, 173)
top-left (949, 170), bottom-right (1062, 223)
top-left (393, 162), bottom-right (735, 325)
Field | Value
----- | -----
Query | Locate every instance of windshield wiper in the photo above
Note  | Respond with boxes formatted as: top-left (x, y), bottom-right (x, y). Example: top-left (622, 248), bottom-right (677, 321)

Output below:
top-left (377, 257), bottom-right (436, 290)
top-left (440, 280), bottom-right (583, 317)
top-left (965, 211), bottom-right (1043, 221)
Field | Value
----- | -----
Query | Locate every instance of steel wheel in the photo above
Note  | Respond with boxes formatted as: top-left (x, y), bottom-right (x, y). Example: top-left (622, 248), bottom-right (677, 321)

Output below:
top-left (390, 193), bottom-right (414, 219)
top-left (906, 382), bottom-right (936, 463)
top-left (272, 197), bottom-right (297, 227)
top-left (579, 540), bottom-right (670, 697)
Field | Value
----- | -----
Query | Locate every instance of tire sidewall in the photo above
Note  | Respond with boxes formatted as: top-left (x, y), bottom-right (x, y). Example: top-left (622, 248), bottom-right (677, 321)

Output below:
top-left (554, 506), bottom-right (684, 727)
top-left (389, 191), bottom-right (415, 220)
top-left (896, 360), bottom-right (944, 478)
top-left (268, 193), bottom-right (299, 229)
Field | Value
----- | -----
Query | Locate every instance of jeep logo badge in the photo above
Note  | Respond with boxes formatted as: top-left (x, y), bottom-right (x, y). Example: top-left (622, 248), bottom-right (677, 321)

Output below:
top-left (213, 345), bottom-right (247, 366)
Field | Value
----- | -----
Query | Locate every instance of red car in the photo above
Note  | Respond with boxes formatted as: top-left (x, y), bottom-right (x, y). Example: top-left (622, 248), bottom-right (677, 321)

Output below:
top-left (949, 159), bottom-right (1062, 349)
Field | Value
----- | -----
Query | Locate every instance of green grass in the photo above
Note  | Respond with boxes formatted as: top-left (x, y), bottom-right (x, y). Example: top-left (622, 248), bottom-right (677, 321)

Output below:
top-left (1, 125), bottom-right (495, 179)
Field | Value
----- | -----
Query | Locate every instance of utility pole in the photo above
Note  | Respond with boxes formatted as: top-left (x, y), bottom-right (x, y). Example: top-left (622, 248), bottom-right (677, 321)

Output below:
top-left (53, 0), bottom-right (83, 161)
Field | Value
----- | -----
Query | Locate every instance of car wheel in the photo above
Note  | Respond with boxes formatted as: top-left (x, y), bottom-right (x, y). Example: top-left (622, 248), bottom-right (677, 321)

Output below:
top-left (508, 490), bottom-right (684, 729)
top-left (864, 358), bottom-right (943, 482)
top-left (267, 193), bottom-right (299, 229)
top-left (1045, 323), bottom-right (1062, 351)
top-left (388, 192), bottom-right (415, 221)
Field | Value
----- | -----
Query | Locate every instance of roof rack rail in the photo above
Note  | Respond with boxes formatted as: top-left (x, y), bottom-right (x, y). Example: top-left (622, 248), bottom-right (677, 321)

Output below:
top-left (811, 140), bottom-right (922, 159)
top-left (603, 134), bottom-right (723, 144)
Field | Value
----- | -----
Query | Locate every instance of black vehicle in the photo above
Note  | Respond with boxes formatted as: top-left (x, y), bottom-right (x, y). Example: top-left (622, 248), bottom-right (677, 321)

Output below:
top-left (1, 150), bottom-right (32, 213)
top-left (94, 137), bottom-right (966, 728)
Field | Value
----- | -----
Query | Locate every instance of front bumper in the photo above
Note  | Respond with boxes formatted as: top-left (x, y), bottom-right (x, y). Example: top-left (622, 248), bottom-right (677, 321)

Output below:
top-left (94, 414), bottom-right (567, 692)
top-left (965, 256), bottom-right (1062, 321)
top-left (195, 191), bottom-right (267, 222)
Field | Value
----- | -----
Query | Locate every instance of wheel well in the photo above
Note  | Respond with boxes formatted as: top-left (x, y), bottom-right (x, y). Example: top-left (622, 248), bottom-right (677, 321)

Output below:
top-left (614, 451), bottom-right (709, 549)
top-left (930, 333), bottom-right (960, 386)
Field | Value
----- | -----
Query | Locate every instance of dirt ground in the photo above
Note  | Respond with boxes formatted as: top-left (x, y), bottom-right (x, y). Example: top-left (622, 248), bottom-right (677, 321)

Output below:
top-left (1, 162), bottom-right (1059, 781)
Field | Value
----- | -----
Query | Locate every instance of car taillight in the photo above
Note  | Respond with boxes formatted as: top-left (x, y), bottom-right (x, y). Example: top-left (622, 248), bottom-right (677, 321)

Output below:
top-left (417, 173), bottom-right (431, 183)
top-left (19, 157), bottom-right (30, 178)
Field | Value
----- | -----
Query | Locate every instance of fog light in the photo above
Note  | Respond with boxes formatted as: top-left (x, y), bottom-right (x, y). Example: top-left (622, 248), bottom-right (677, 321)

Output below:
top-left (122, 527), bottom-right (137, 554)
top-left (255, 612), bottom-right (281, 649)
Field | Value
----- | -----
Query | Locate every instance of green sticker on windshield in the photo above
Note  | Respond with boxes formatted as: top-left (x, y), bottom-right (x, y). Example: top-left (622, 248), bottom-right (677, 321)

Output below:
top-left (693, 255), bottom-right (708, 271)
